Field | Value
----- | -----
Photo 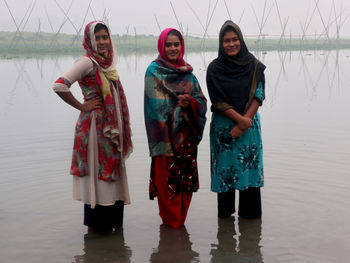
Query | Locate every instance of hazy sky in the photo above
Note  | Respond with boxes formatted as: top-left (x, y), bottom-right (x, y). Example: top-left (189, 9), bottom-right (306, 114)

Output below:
top-left (1, 0), bottom-right (349, 38)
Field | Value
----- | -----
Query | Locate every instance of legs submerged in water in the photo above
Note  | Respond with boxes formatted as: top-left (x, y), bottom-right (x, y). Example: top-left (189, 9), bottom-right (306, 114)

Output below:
top-left (84, 200), bottom-right (124, 233)
top-left (152, 155), bottom-right (193, 229)
top-left (238, 187), bottom-right (261, 219)
top-left (217, 189), bottom-right (236, 218)
top-left (157, 191), bottom-right (192, 229)
top-left (217, 187), bottom-right (262, 219)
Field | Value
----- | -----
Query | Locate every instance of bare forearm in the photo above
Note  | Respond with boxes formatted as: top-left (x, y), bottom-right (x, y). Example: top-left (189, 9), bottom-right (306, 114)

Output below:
top-left (223, 108), bottom-right (244, 123)
top-left (56, 91), bottom-right (83, 111)
top-left (56, 91), bottom-right (103, 112)
top-left (223, 107), bottom-right (252, 131)
top-left (244, 99), bottom-right (260, 119)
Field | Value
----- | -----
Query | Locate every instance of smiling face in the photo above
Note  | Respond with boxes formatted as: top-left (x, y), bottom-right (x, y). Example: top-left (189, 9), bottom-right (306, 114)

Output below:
top-left (164, 34), bottom-right (182, 64)
top-left (222, 30), bottom-right (241, 57)
top-left (94, 28), bottom-right (110, 58)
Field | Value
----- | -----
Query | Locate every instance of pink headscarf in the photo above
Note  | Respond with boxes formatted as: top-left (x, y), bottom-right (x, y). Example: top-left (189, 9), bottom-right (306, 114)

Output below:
top-left (157, 28), bottom-right (185, 67)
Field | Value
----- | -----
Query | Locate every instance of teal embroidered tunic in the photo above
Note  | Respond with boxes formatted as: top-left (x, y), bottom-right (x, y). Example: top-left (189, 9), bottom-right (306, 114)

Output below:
top-left (210, 82), bottom-right (264, 192)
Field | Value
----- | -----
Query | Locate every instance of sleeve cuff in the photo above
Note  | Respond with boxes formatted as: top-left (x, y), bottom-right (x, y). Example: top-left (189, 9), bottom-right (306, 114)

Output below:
top-left (212, 102), bottom-right (232, 112)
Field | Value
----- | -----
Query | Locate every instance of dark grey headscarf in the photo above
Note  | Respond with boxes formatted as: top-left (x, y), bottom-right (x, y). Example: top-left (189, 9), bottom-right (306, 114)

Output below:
top-left (206, 20), bottom-right (266, 114)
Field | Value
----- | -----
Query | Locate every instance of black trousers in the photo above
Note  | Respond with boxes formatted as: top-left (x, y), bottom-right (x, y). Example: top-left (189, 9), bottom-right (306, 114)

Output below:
top-left (84, 200), bottom-right (124, 232)
top-left (217, 187), bottom-right (261, 219)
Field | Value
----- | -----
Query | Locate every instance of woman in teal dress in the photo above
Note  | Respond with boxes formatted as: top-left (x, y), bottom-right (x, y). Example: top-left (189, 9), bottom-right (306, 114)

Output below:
top-left (206, 20), bottom-right (266, 219)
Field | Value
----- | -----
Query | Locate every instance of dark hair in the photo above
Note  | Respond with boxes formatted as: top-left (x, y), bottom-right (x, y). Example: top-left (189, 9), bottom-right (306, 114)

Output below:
top-left (94, 23), bottom-right (109, 36)
top-left (168, 29), bottom-right (183, 42)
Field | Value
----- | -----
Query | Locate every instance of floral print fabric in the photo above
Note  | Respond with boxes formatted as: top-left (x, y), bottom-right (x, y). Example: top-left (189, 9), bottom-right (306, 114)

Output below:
top-left (69, 68), bottom-right (123, 182)
top-left (210, 82), bottom-right (264, 192)
top-left (149, 136), bottom-right (199, 200)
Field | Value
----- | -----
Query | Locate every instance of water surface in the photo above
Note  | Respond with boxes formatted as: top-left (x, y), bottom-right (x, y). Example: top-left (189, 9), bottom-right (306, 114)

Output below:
top-left (0, 50), bottom-right (349, 262)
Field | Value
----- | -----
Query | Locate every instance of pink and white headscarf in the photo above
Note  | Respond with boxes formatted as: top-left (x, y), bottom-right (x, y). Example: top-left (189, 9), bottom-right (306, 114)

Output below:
top-left (83, 20), bottom-right (117, 72)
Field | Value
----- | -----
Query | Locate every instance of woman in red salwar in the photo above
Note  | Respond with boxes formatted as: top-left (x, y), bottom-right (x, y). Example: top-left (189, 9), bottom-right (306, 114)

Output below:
top-left (144, 28), bottom-right (207, 228)
top-left (53, 21), bottom-right (133, 233)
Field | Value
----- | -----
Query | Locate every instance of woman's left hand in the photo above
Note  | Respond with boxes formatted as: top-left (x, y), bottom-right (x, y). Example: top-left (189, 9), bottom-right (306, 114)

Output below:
top-left (178, 94), bottom-right (190, 108)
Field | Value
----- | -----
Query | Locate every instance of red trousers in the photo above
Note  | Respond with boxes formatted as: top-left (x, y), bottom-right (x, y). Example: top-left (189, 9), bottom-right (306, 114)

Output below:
top-left (153, 155), bottom-right (192, 229)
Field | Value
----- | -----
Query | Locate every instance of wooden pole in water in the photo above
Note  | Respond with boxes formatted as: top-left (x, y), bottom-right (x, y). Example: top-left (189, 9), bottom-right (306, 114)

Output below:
top-left (49, 0), bottom-right (74, 48)
top-left (3, 0), bottom-right (30, 48)
top-left (251, 5), bottom-right (262, 39)
top-left (338, 11), bottom-right (350, 39)
top-left (34, 19), bottom-right (41, 45)
top-left (333, 0), bottom-right (340, 42)
top-left (260, 0), bottom-right (268, 37)
top-left (200, 0), bottom-right (219, 48)
top-left (261, 1), bottom-right (274, 49)
top-left (300, 0), bottom-right (318, 46)
top-left (134, 26), bottom-right (137, 51)
top-left (154, 14), bottom-right (162, 33)
top-left (125, 25), bottom-right (130, 50)
top-left (54, 0), bottom-right (81, 43)
top-left (44, 5), bottom-right (58, 48)
top-left (104, 8), bottom-right (111, 23)
top-left (238, 9), bottom-right (245, 25)
top-left (205, 0), bottom-right (211, 35)
top-left (89, 3), bottom-right (96, 20)
top-left (223, 0), bottom-right (232, 20)
top-left (170, 1), bottom-right (184, 35)
top-left (275, 0), bottom-right (285, 46)
top-left (102, 7), bottom-right (106, 22)
top-left (314, 0), bottom-right (331, 42)
top-left (200, 0), bottom-right (211, 48)
top-left (13, 0), bottom-right (36, 48)
top-left (75, 0), bottom-right (93, 45)
top-left (184, 0), bottom-right (206, 34)
top-left (44, 6), bottom-right (54, 33)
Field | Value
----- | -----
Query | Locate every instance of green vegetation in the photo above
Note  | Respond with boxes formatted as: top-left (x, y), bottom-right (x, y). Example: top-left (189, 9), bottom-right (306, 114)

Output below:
top-left (1, 31), bottom-right (350, 57)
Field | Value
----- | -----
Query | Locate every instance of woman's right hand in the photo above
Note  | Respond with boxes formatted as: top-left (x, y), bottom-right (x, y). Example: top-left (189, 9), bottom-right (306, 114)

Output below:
top-left (178, 94), bottom-right (190, 108)
top-left (81, 97), bottom-right (103, 112)
top-left (223, 108), bottom-right (252, 132)
top-left (237, 116), bottom-right (252, 131)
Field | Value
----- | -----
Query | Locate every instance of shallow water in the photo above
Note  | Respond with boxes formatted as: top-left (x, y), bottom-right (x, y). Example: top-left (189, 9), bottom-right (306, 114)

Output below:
top-left (0, 50), bottom-right (350, 262)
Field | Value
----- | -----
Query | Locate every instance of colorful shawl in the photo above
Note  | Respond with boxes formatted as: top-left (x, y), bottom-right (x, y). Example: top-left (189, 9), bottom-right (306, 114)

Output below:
top-left (83, 21), bottom-right (133, 160)
top-left (206, 20), bottom-right (266, 115)
top-left (144, 28), bottom-right (207, 157)
top-left (145, 28), bottom-right (207, 198)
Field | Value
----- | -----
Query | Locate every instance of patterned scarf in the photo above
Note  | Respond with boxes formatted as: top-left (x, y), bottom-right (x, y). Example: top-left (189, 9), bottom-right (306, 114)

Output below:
top-left (146, 28), bottom-right (207, 198)
top-left (144, 28), bottom-right (207, 156)
top-left (83, 21), bottom-right (133, 159)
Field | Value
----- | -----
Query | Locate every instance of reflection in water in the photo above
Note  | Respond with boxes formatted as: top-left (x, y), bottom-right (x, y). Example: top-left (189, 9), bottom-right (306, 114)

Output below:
top-left (74, 229), bottom-right (132, 263)
top-left (297, 50), bottom-right (348, 99)
top-left (210, 217), bottom-right (263, 263)
top-left (5, 59), bottom-right (35, 113)
top-left (272, 50), bottom-right (289, 104)
top-left (1, 51), bottom-right (350, 262)
top-left (150, 224), bottom-right (200, 263)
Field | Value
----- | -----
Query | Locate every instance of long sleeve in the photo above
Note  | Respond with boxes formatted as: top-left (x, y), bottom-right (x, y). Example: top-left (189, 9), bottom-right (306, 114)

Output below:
top-left (53, 57), bottom-right (93, 92)
top-left (206, 62), bottom-right (233, 112)
top-left (254, 81), bottom-right (265, 105)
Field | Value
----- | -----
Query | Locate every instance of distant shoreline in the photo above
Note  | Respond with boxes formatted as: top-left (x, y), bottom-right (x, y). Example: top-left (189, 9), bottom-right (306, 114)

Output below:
top-left (1, 31), bottom-right (350, 56)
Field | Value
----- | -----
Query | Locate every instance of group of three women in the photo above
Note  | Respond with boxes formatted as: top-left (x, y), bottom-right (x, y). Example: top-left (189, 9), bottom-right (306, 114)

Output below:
top-left (53, 20), bottom-right (266, 232)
